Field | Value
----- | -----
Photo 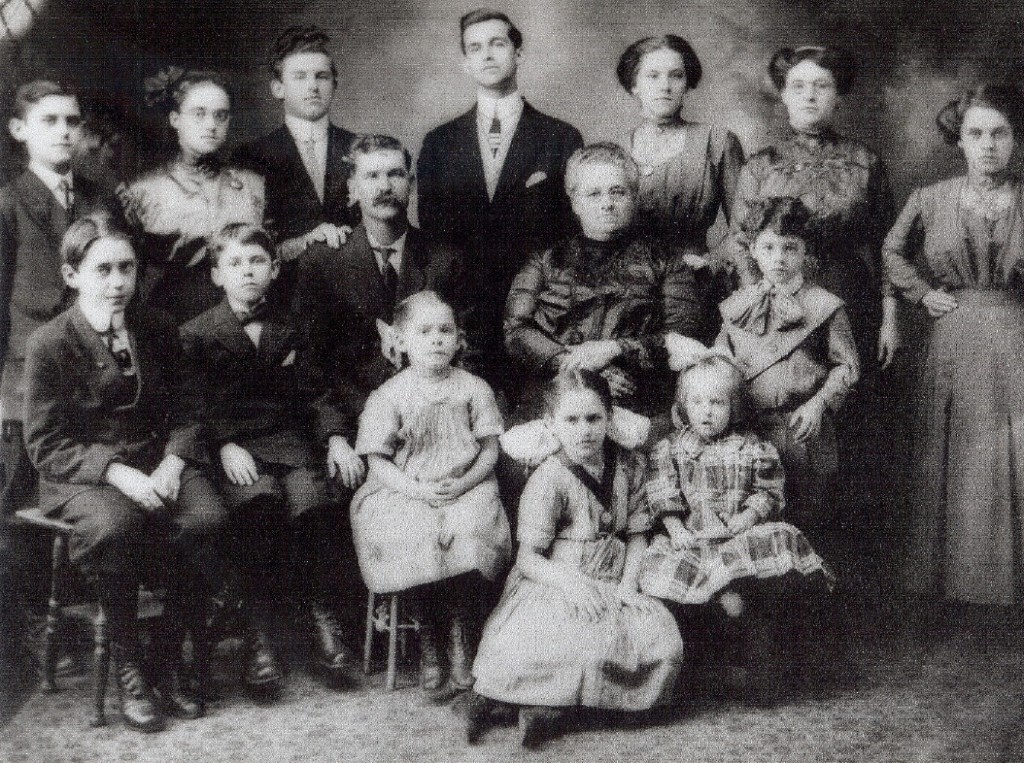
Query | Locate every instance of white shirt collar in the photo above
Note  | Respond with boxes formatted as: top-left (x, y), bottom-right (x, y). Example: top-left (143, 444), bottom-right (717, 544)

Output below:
top-left (29, 161), bottom-right (73, 196)
top-left (365, 228), bottom-right (407, 269)
top-left (477, 90), bottom-right (523, 123)
top-left (78, 301), bottom-right (125, 334)
top-left (285, 113), bottom-right (330, 144)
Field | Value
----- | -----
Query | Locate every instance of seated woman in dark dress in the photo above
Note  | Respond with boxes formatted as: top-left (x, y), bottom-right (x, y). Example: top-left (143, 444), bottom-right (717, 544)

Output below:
top-left (503, 142), bottom-right (703, 437)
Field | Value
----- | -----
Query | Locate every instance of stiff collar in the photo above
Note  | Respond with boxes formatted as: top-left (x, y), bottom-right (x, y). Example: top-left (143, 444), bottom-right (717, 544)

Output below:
top-left (77, 299), bottom-right (126, 334)
top-left (476, 90), bottom-right (523, 124)
top-left (285, 113), bottom-right (330, 144)
top-left (29, 160), bottom-right (73, 197)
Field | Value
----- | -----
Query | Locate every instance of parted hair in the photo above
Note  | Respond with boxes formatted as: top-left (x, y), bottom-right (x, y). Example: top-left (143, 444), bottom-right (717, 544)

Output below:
top-left (672, 354), bottom-right (751, 432)
top-left (207, 222), bottom-right (277, 267)
top-left (739, 196), bottom-right (813, 240)
top-left (616, 35), bottom-right (703, 92)
top-left (768, 45), bottom-right (856, 96)
top-left (564, 142), bottom-right (640, 198)
top-left (935, 83), bottom-right (1024, 145)
top-left (270, 25), bottom-right (337, 81)
top-left (543, 369), bottom-right (613, 417)
top-left (345, 133), bottom-right (413, 171)
top-left (144, 68), bottom-right (231, 114)
top-left (60, 214), bottom-right (133, 272)
top-left (459, 8), bottom-right (522, 51)
top-left (13, 79), bottom-right (77, 119)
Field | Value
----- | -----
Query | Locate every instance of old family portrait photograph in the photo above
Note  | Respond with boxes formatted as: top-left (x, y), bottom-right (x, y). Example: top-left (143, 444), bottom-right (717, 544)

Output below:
top-left (1, 0), bottom-right (1024, 760)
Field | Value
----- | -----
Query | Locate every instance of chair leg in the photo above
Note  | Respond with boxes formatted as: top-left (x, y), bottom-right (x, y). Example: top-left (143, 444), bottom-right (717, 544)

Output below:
top-left (92, 604), bottom-right (109, 727)
top-left (386, 595), bottom-right (399, 691)
top-left (363, 591), bottom-right (375, 675)
top-left (42, 533), bottom-right (69, 693)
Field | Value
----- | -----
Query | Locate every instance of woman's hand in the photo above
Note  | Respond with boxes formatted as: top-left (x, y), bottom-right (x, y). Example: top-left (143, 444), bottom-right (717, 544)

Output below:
top-left (303, 222), bottom-right (352, 252)
top-left (922, 289), bottom-right (958, 318)
top-left (600, 366), bottom-right (636, 399)
top-left (327, 436), bottom-right (366, 489)
top-left (561, 340), bottom-right (622, 372)
top-left (220, 443), bottom-right (259, 486)
top-left (789, 397), bottom-right (826, 444)
top-left (105, 463), bottom-right (165, 512)
top-left (149, 454), bottom-right (185, 503)
top-left (725, 508), bottom-right (758, 536)
top-left (877, 316), bottom-right (901, 370)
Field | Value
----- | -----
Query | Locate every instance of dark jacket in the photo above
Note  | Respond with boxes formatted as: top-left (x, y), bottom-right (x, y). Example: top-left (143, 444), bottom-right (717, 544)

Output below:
top-left (0, 170), bottom-right (121, 417)
top-left (179, 298), bottom-right (344, 468)
top-left (232, 123), bottom-right (359, 243)
top-left (294, 223), bottom-right (460, 437)
top-left (23, 304), bottom-right (198, 514)
top-left (417, 103), bottom-right (583, 348)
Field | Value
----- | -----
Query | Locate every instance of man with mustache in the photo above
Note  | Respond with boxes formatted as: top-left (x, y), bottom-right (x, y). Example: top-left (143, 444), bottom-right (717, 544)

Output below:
top-left (295, 132), bottom-right (460, 499)
top-left (233, 26), bottom-right (358, 306)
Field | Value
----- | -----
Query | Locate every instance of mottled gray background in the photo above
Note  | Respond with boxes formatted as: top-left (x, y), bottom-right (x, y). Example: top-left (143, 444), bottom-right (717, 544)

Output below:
top-left (3, 0), bottom-right (1024, 210)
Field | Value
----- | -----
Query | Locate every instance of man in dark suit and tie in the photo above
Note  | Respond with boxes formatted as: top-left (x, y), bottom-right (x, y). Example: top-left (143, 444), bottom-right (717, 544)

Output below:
top-left (417, 8), bottom-right (583, 398)
top-left (295, 133), bottom-right (460, 478)
top-left (232, 26), bottom-right (358, 303)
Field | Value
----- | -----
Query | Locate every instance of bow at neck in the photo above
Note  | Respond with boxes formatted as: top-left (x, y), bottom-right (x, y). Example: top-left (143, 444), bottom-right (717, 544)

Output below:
top-left (233, 299), bottom-right (269, 326)
top-left (725, 277), bottom-right (806, 335)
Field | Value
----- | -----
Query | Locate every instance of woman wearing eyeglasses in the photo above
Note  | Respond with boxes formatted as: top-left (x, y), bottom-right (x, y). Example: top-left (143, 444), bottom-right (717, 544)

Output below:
top-left (119, 68), bottom-right (265, 324)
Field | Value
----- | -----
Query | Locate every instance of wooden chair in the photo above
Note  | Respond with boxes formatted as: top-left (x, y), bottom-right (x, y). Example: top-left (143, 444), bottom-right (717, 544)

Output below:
top-left (362, 591), bottom-right (421, 690)
top-left (12, 507), bottom-right (161, 727)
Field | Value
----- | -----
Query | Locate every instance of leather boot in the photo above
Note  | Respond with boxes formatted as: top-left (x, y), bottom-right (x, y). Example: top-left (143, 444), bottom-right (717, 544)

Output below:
top-left (448, 616), bottom-right (475, 692)
top-left (112, 643), bottom-right (166, 733)
top-left (465, 691), bottom-right (496, 744)
top-left (418, 621), bottom-right (444, 692)
top-left (242, 604), bottom-right (283, 694)
top-left (309, 600), bottom-right (360, 687)
top-left (518, 706), bottom-right (565, 749)
top-left (153, 603), bottom-right (206, 719)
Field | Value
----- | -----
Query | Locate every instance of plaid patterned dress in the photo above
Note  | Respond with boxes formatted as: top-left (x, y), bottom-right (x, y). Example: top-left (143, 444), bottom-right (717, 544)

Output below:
top-left (638, 427), bottom-right (833, 605)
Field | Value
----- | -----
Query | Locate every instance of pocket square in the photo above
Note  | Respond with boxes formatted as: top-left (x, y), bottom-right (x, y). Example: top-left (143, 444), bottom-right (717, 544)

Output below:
top-left (525, 171), bottom-right (548, 188)
top-left (281, 350), bottom-right (296, 367)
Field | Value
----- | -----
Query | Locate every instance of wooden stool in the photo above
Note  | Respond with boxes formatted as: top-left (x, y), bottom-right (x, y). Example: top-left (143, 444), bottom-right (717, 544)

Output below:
top-left (362, 591), bottom-right (420, 690)
top-left (12, 507), bottom-right (161, 727)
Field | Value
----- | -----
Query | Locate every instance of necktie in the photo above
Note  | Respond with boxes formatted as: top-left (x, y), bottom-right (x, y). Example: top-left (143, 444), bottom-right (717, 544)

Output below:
top-left (100, 327), bottom-right (135, 375)
top-left (375, 247), bottom-right (398, 307)
top-left (487, 115), bottom-right (502, 157)
top-left (233, 300), bottom-right (269, 327)
top-left (56, 178), bottom-right (74, 211)
top-left (301, 136), bottom-right (325, 202)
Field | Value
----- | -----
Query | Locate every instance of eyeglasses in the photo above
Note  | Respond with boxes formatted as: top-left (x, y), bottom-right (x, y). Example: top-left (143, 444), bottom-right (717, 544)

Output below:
top-left (180, 108), bottom-right (231, 124)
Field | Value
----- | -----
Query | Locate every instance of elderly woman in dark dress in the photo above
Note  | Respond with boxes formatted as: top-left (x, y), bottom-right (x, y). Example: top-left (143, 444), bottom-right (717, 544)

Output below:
top-left (727, 46), bottom-right (899, 558)
top-left (618, 35), bottom-right (745, 343)
top-left (883, 84), bottom-right (1024, 609)
top-left (504, 142), bottom-right (702, 434)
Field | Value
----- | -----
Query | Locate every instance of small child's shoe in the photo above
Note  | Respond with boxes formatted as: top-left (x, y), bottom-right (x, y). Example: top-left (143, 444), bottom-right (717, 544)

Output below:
top-left (465, 691), bottom-right (495, 744)
top-left (518, 706), bottom-right (564, 749)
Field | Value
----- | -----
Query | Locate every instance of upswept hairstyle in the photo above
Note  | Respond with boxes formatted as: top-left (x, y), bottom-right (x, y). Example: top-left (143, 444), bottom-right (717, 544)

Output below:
top-left (616, 35), bottom-right (703, 92)
top-left (564, 142), bottom-right (640, 198)
top-left (739, 196), bottom-right (813, 241)
top-left (768, 45), bottom-right (856, 96)
top-left (543, 369), bottom-right (613, 417)
top-left (459, 8), bottom-right (522, 52)
top-left (207, 222), bottom-right (277, 267)
top-left (345, 133), bottom-right (413, 172)
top-left (13, 79), bottom-right (78, 119)
top-left (143, 67), bottom-right (232, 114)
top-left (60, 213), bottom-right (133, 272)
top-left (935, 82), bottom-right (1024, 145)
top-left (270, 25), bottom-right (337, 81)
top-left (672, 354), bottom-right (750, 432)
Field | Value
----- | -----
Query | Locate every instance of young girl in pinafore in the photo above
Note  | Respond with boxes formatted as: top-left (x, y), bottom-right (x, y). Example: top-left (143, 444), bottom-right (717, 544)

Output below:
top-left (350, 291), bottom-right (512, 700)
top-left (468, 370), bottom-right (684, 749)
top-left (638, 354), bottom-right (833, 701)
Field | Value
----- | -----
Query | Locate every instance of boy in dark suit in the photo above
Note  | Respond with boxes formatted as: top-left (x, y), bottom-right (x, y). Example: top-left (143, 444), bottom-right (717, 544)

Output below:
top-left (232, 25), bottom-right (358, 304)
top-left (417, 8), bottom-right (583, 396)
top-left (1, 80), bottom-right (121, 514)
top-left (180, 223), bottom-right (357, 691)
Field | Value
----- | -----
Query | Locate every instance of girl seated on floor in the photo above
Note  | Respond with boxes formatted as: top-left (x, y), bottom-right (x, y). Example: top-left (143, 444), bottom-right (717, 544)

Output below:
top-left (350, 291), bottom-right (512, 701)
top-left (638, 353), bottom-right (834, 703)
top-left (467, 370), bottom-right (684, 749)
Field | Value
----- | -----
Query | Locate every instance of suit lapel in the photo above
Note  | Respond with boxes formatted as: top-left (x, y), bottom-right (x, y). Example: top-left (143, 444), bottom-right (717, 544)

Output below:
top-left (348, 226), bottom-right (390, 312)
top-left (453, 108), bottom-right (490, 204)
top-left (69, 304), bottom-right (134, 401)
top-left (16, 171), bottom-right (60, 233)
top-left (493, 103), bottom-right (540, 203)
top-left (276, 126), bottom-right (321, 207)
top-left (258, 311), bottom-right (297, 363)
top-left (212, 300), bottom-right (258, 358)
top-left (398, 226), bottom-right (429, 298)
top-left (324, 124), bottom-right (351, 209)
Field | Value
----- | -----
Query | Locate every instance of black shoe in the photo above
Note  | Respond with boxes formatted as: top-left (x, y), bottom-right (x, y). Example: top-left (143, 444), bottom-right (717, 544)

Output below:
top-left (447, 616), bottom-right (474, 692)
top-left (518, 706), bottom-right (563, 749)
top-left (465, 691), bottom-right (496, 744)
top-left (309, 602), bottom-right (360, 687)
top-left (112, 645), bottom-right (166, 733)
top-left (243, 626), bottom-right (284, 694)
top-left (419, 624), bottom-right (445, 692)
top-left (156, 665), bottom-right (204, 720)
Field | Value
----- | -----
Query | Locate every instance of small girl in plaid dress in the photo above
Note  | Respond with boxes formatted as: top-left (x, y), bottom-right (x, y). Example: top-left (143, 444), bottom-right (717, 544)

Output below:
top-left (638, 354), bottom-right (833, 702)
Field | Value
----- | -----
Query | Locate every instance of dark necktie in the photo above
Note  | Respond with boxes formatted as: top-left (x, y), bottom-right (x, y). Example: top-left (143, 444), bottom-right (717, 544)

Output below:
top-left (100, 327), bottom-right (135, 376)
top-left (375, 247), bottom-right (398, 307)
top-left (488, 116), bottom-right (502, 157)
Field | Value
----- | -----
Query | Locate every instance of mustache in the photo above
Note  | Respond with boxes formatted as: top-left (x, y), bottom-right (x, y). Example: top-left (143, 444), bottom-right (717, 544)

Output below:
top-left (372, 192), bottom-right (404, 206)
